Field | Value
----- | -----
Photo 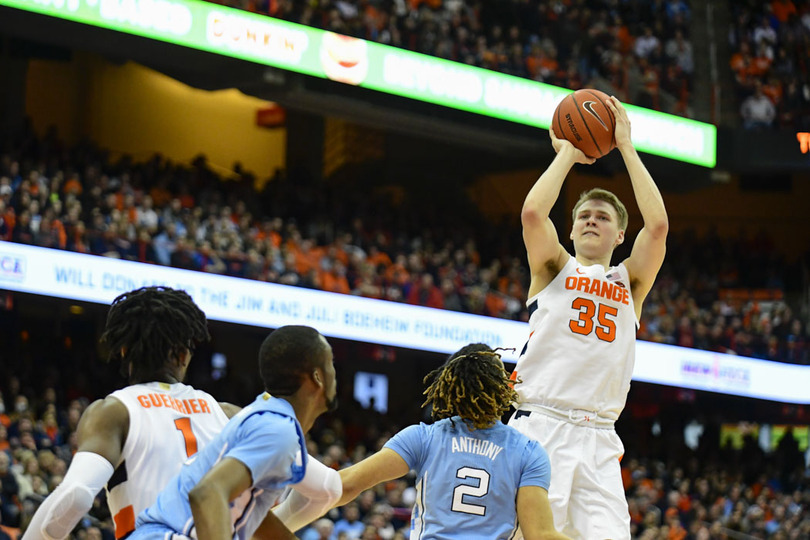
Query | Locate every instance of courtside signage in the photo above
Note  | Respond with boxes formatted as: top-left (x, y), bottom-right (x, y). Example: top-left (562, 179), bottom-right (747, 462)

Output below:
top-left (1, 242), bottom-right (806, 402)
top-left (0, 0), bottom-right (716, 167)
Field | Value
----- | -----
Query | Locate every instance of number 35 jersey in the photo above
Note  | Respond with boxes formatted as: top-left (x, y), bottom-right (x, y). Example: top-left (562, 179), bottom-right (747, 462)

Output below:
top-left (512, 255), bottom-right (638, 422)
top-left (106, 382), bottom-right (229, 539)
top-left (385, 418), bottom-right (550, 540)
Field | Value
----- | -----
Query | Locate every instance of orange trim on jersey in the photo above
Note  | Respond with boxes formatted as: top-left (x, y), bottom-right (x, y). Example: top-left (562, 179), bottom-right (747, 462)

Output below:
top-left (113, 505), bottom-right (135, 539)
top-left (509, 330), bottom-right (533, 386)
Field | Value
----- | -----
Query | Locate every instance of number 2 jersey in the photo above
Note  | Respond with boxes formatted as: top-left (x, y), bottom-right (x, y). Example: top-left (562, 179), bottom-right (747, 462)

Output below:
top-left (385, 418), bottom-right (550, 540)
top-left (512, 255), bottom-right (638, 422)
top-left (106, 382), bottom-right (229, 539)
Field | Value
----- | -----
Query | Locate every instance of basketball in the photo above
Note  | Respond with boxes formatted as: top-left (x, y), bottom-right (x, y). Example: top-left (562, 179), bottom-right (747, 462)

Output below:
top-left (552, 89), bottom-right (616, 159)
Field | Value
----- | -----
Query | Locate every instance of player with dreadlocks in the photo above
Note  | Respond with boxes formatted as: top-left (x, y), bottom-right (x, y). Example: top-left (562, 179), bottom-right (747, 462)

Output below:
top-left (24, 286), bottom-right (239, 540)
top-left (422, 342), bottom-right (519, 430)
top-left (273, 343), bottom-right (570, 539)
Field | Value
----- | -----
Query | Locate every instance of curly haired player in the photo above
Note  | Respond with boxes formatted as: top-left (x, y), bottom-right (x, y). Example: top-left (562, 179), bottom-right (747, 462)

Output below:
top-left (24, 286), bottom-right (238, 540)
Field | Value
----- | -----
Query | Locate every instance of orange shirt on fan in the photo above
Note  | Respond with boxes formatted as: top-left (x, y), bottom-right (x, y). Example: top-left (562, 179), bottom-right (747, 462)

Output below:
top-left (771, 0), bottom-right (797, 22)
top-left (321, 271), bottom-right (351, 295)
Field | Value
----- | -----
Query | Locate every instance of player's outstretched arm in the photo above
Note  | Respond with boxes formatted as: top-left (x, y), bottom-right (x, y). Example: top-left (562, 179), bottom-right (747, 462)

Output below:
top-left (515, 486), bottom-right (571, 540)
top-left (336, 449), bottom-right (410, 507)
top-left (607, 96), bottom-right (668, 313)
top-left (188, 457), bottom-right (296, 540)
top-left (23, 397), bottom-right (127, 540)
top-left (271, 456), bottom-right (342, 532)
top-left (522, 128), bottom-right (594, 297)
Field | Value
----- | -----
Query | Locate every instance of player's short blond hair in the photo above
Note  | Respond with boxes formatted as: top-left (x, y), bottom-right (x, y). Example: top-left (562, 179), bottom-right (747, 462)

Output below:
top-left (572, 188), bottom-right (628, 231)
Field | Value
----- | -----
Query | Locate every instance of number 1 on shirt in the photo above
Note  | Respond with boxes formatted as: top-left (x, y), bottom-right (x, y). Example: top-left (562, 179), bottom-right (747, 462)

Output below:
top-left (174, 417), bottom-right (198, 457)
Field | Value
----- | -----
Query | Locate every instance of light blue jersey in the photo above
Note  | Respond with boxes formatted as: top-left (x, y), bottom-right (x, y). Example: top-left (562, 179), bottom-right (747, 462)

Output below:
top-left (385, 418), bottom-right (550, 540)
top-left (133, 393), bottom-right (307, 540)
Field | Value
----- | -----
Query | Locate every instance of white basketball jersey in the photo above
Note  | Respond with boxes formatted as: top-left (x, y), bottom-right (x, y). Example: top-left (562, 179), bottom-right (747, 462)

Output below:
top-left (106, 382), bottom-right (229, 539)
top-left (512, 255), bottom-right (638, 421)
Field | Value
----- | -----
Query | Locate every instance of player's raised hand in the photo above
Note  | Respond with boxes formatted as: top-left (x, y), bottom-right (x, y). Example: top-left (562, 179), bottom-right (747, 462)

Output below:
top-left (606, 96), bottom-right (632, 152)
top-left (549, 126), bottom-right (596, 165)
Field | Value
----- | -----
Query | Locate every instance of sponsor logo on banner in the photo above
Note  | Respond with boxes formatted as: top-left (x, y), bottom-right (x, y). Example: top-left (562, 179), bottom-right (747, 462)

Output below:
top-left (320, 32), bottom-right (369, 85)
top-left (0, 253), bottom-right (25, 282)
top-left (680, 355), bottom-right (751, 388)
top-left (206, 11), bottom-right (309, 63)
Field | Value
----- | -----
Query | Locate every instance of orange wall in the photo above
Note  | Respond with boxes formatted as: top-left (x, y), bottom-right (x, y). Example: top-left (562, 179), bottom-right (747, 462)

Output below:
top-left (25, 53), bottom-right (285, 178)
top-left (470, 168), bottom-right (809, 258)
top-left (24, 55), bottom-right (85, 144)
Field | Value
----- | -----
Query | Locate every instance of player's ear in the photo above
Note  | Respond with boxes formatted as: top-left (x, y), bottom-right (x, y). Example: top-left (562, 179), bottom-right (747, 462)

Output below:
top-left (173, 347), bottom-right (190, 367)
top-left (616, 230), bottom-right (625, 245)
top-left (312, 367), bottom-right (324, 389)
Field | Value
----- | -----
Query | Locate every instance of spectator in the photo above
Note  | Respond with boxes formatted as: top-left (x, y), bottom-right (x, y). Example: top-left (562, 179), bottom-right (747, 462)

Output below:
top-left (300, 518), bottom-right (335, 540)
top-left (405, 274), bottom-right (443, 309)
top-left (0, 509), bottom-right (19, 540)
top-left (741, 81), bottom-right (776, 129)
top-left (0, 454), bottom-right (20, 528)
top-left (664, 30), bottom-right (694, 75)
top-left (634, 27), bottom-right (661, 60)
top-left (333, 503), bottom-right (365, 539)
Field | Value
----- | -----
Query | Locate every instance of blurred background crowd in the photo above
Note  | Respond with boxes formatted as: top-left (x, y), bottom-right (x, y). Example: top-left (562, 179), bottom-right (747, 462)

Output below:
top-left (221, 0), bottom-right (700, 117)
top-left (1, 128), bottom-right (807, 365)
top-left (729, 0), bottom-right (810, 130)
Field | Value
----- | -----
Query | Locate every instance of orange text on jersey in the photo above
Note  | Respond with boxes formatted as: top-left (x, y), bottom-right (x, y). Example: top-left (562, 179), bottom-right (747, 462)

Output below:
top-left (136, 394), bottom-right (212, 415)
top-left (565, 276), bottom-right (630, 305)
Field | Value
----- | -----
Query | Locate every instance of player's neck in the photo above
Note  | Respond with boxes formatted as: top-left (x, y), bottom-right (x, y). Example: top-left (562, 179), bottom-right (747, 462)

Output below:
top-left (150, 373), bottom-right (183, 385)
top-left (280, 394), bottom-right (319, 433)
top-left (575, 252), bottom-right (612, 269)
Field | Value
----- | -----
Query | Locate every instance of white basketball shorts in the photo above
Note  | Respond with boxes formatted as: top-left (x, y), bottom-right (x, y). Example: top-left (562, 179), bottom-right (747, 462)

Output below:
top-left (509, 409), bottom-right (630, 540)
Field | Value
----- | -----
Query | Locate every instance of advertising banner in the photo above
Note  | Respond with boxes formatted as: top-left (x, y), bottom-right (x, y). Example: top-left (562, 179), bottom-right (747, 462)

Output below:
top-left (2, 242), bottom-right (806, 403)
top-left (0, 0), bottom-right (716, 166)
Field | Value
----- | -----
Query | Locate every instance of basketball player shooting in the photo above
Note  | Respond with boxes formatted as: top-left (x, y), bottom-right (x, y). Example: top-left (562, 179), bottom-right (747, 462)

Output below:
top-left (508, 96), bottom-right (668, 539)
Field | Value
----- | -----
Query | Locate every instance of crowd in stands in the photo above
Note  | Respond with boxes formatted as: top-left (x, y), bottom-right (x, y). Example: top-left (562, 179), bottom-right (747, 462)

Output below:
top-left (197, 0), bottom-right (810, 129)
top-left (730, 0), bottom-right (810, 130)
top-left (639, 229), bottom-right (808, 365)
top-left (208, 0), bottom-right (698, 117)
top-left (0, 130), bottom-right (808, 366)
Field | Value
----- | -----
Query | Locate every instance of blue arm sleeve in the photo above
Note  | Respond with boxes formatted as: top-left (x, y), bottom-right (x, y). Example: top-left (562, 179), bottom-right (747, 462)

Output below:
top-left (383, 424), bottom-right (427, 472)
top-left (519, 439), bottom-right (551, 490)
top-left (226, 412), bottom-right (301, 485)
